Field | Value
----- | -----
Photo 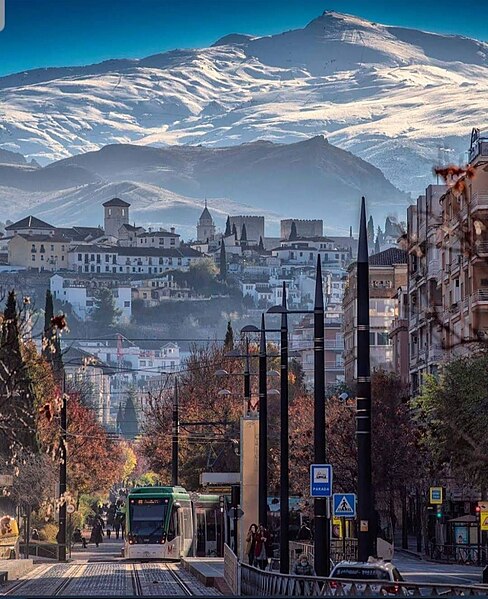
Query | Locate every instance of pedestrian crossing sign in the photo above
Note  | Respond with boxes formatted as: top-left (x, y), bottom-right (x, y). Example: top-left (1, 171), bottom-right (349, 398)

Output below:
top-left (480, 513), bottom-right (488, 532)
top-left (333, 493), bottom-right (356, 518)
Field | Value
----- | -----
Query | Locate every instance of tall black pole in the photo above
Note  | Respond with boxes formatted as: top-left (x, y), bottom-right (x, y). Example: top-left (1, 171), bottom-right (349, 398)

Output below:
top-left (357, 196), bottom-right (374, 561)
top-left (258, 314), bottom-right (268, 528)
top-left (280, 282), bottom-right (290, 573)
top-left (172, 377), bottom-right (179, 486)
top-left (313, 256), bottom-right (330, 576)
top-left (58, 366), bottom-right (67, 562)
top-left (244, 338), bottom-right (251, 414)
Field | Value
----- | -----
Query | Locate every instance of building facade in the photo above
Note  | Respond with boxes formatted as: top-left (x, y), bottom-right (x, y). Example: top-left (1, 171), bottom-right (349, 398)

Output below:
top-left (280, 219), bottom-right (323, 240)
top-left (343, 248), bottom-right (407, 384)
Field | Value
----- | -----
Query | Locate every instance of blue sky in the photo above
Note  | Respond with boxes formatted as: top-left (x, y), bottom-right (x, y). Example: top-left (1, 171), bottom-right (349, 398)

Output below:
top-left (0, 0), bottom-right (487, 77)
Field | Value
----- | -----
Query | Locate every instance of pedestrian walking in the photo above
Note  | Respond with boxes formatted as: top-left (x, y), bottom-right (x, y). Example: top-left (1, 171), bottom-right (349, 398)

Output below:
top-left (254, 524), bottom-right (271, 570)
top-left (114, 519), bottom-right (120, 540)
top-left (90, 521), bottom-right (103, 548)
top-left (245, 524), bottom-right (257, 566)
top-left (106, 527), bottom-right (112, 540)
top-left (296, 520), bottom-right (313, 542)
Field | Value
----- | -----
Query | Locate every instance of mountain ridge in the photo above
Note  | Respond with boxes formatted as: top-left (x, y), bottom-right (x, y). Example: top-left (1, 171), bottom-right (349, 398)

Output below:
top-left (1, 10), bottom-right (487, 193)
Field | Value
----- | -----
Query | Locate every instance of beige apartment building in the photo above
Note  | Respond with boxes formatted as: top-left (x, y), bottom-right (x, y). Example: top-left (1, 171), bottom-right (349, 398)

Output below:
top-left (9, 233), bottom-right (70, 271)
top-left (407, 185), bottom-right (446, 395)
top-left (343, 248), bottom-right (407, 384)
top-left (437, 130), bottom-right (488, 359)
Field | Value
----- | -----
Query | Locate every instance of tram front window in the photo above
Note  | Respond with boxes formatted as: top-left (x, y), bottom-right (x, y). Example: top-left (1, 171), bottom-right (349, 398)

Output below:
top-left (129, 498), bottom-right (168, 539)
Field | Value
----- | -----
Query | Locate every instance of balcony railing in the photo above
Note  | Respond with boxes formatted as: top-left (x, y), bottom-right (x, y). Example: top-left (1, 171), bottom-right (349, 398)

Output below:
top-left (427, 259), bottom-right (439, 279)
top-left (475, 240), bottom-right (488, 256)
top-left (471, 192), bottom-right (488, 211)
top-left (472, 289), bottom-right (488, 304)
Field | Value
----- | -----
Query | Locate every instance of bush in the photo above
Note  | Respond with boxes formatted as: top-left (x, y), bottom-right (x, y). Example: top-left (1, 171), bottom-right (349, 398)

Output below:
top-left (39, 523), bottom-right (58, 542)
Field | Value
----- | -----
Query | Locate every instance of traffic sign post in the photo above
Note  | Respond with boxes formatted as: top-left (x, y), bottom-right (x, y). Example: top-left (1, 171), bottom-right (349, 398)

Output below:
top-left (333, 493), bottom-right (356, 518)
top-left (310, 464), bottom-right (333, 498)
top-left (429, 487), bottom-right (443, 505)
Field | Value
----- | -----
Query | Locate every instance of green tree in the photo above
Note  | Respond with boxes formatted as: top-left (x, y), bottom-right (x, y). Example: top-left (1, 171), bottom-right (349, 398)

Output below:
top-left (289, 221), bottom-right (298, 241)
top-left (367, 215), bottom-right (375, 245)
top-left (240, 223), bottom-right (247, 243)
top-left (413, 353), bottom-right (488, 487)
top-left (232, 223), bottom-right (238, 240)
top-left (224, 321), bottom-right (234, 350)
top-left (219, 242), bottom-right (227, 282)
top-left (121, 389), bottom-right (139, 440)
top-left (91, 287), bottom-right (122, 327)
top-left (224, 216), bottom-right (232, 237)
top-left (0, 291), bottom-right (37, 456)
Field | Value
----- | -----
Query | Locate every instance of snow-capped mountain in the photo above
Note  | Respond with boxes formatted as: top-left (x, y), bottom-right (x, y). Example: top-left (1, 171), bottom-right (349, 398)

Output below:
top-left (1, 11), bottom-right (487, 193)
top-left (0, 136), bottom-right (408, 234)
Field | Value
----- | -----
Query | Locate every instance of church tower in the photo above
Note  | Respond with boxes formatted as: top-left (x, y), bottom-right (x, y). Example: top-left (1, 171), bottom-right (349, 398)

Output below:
top-left (196, 200), bottom-right (215, 242)
top-left (103, 198), bottom-right (130, 239)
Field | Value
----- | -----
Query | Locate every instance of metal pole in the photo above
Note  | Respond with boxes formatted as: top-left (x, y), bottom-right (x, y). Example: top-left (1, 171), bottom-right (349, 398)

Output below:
top-left (172, 378), bottom-right (179, 486)
top-left (244, 338), bottom-right (251, 414)
top-left (313, 256), bottom-right (330, 576)
top-left (280, 282), bottom-right (290, 573)
top-left (356, 196), bottom-right (374, 562)
top-left (258, 314), bottom-right (268, 528)
top-left (58, 369), bottom-right (67, 562)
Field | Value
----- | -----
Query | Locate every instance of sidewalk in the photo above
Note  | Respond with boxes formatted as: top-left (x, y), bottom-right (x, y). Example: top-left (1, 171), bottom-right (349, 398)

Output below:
top-left (71, 538), bottom-right (124, 562)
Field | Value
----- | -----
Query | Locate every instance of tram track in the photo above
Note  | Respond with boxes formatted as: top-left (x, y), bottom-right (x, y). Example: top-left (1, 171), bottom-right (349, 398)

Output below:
top-left (130, 564), bottom-right (143, 596)
top-left (3, 563), bottom-right (84, 596)
top-left (163, 563), bottom-right (192, 596)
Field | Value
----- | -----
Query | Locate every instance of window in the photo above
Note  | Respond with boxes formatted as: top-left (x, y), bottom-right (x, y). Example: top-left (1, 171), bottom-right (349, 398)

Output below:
top-left (78, 253), bottom-right (82, 261)
top-left (50, 244), bottom-right (54, 251)
top-left (377, 332), bottom-right (390, 346)
top-left (86, 300), bottom-right (93, 307)
top-left (124, 301), bottom-right (130, 307)
top-left (31, 255), bottom-right (35, 261)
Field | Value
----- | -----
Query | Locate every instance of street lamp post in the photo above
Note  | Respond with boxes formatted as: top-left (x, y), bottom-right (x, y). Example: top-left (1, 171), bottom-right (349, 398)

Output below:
top-left (172, 378), bottom-right (179, 486)
top-left (313, 255), bottom-right (330, 577)
top-left (258, 314), bottom-right (268, 528)
top-left (356, 196), bottom-right (375, 561)
top-left (279, 282), bottom-right (290, 574)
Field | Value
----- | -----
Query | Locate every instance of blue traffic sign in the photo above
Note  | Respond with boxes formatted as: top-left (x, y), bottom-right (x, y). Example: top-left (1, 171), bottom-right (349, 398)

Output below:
top-left (333, 493), bottom-right (356, 518)
top-left (310, 464), bottom-right (333, 497)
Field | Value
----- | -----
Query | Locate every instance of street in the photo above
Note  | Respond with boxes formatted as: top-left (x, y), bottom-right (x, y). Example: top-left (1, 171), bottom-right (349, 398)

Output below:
top-left (0, 541), bottom-right (219, 597)
top-left (393, 553), bottom-right (482, 586)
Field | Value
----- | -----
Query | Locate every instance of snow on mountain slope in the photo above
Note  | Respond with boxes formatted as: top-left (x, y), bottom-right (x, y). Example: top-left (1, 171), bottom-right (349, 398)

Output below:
top-left (1, 11), bottom-right (487, 192)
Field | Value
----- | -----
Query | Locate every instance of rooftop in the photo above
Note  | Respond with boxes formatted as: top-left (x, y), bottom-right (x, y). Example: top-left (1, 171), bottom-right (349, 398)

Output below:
top-left (369, 247), bottom-right (408, 266)
top-left (6, 215), bottom-right (54, 231)
top-left (103, 198), bottom-right (130, 208)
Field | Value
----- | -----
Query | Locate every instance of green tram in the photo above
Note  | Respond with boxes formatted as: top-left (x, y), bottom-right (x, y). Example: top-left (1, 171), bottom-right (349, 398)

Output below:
top-left (124, 486), bottom-right (226, 560)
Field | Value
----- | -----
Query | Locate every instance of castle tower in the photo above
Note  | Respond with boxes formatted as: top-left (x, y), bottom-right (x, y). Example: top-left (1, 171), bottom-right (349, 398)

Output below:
top-left (197, 200), bottom-right (215, 242)
top-left (103, 198), bottom-right (130, 239)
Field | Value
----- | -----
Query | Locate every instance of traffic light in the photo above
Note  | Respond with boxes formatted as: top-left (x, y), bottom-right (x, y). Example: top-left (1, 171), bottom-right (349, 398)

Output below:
top-left (219, 495), bottom-right (225, 513)
top-left (436, 505), bottom-right (443, 519)
top-left (475, 505), bottom-right (481, 517)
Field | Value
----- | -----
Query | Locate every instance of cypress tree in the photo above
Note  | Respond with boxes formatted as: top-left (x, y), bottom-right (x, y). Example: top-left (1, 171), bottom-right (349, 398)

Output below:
top-left (367, 215), bottom-right (375, 244)
top-left (219, 241), bottom-right (227, 282)
top-left (224, 216), bottom-right (232, 237)
top-left (224, 321), bottom-right (234, 350)
top-left (374, 235), bottom-right (381, 254)
top-left (0, 291), bottom-right (36, 455)
top-left (289, 221), bottom-right (298, 241)
top-left (116, 402), bottom-right (124, 435)
top-left (258, 236), bottom-right (265, 252)
top-left (43, 289), bottom-right (62, 377)
top-left (121, 389), bottom-right (139, 440)
top-left (240, 223), bottom-right (248, 243)
top-left (232, 223), bottom-right (238, 241)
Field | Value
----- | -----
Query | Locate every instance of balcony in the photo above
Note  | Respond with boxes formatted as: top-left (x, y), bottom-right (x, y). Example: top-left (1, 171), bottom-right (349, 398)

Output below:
top-left (471, 289), bottom-right (488, 305)
top-left (325, 340), bottom-right (344, 350)
top-left (449, 302), bottom-right (460, 315)
top-left (471, 192), bottom-right (488, 212)
top-left (475, 240), bottom-right (488, 257)
top-left (427, 260), bottom-right (439, 280)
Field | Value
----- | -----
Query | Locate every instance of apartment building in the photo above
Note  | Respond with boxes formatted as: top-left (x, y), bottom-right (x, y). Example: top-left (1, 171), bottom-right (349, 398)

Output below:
top-left (343, 247), bottom-right (407, 384)
top-left (407, 185), bottom-right (446, 394)
top-left (438, 129), bottom-right (488, 362)
top-left (50, 274), bottom-right (131, 322)
top-left (9, 233), bottom-right (71, 271)
top-left (291, 312), bottom-right (345, 388)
